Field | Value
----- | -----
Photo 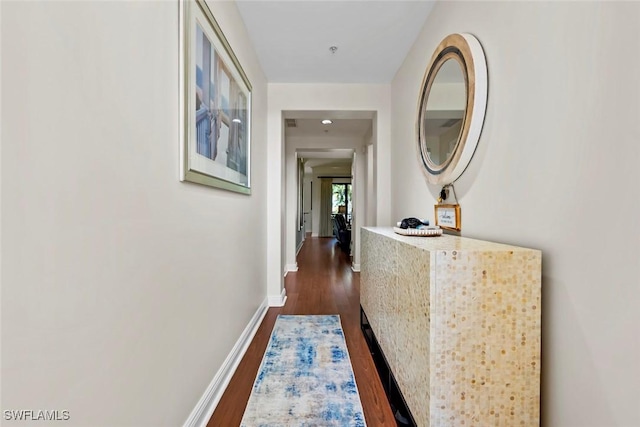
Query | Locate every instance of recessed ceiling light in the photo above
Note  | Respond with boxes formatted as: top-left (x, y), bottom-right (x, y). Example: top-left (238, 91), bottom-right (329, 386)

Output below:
top-left (322, 119), bottom-right (333, 125)
top-left (232, 118), bottom-right (242, 124)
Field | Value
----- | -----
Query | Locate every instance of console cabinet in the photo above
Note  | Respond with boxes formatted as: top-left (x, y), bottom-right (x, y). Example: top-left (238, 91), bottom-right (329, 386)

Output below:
top-left (360, 227), bottom-right (541, 427)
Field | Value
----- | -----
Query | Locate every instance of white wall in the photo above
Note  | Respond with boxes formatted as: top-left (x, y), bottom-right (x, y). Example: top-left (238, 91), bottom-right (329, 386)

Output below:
top-left (303, 176), bottom-right (312, 233)
top-left (391, 2), bottom-right (640, 426)
top-left (267, 84), bottom-right (391, 299)
top-left (365, 142), bottom-right (376, 227)
top-left (351, 149), bottom-right (366, 270)
top-left (427, 82), bottom-right (466, 110)
top-left (1, 1), bottom-right (268, 426)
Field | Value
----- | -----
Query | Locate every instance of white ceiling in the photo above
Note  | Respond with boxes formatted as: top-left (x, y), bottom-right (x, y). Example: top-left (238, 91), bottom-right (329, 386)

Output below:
top-left (297, 149), bottom-right (354, 160)
top-left (304, 158), bottom-right (352, 176)
top-left (235, 0), bottom-right (436, 83)
top-left (298, 150), bottom-right (353, 175)
top-left (286, 118), bottom-right (371, 138)
top-left (296, 148), bottom-right (353, 175)
top-left (288, 117), bottom-right (368, 177)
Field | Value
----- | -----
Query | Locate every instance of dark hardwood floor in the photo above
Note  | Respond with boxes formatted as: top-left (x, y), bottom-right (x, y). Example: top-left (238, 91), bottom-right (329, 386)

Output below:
top-left (207, 235), bottom-right (396, 426)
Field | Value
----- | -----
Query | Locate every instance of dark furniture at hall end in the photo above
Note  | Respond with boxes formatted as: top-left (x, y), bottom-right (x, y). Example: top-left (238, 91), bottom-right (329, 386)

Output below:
top-left (332, 213), bottom-right (351, 252)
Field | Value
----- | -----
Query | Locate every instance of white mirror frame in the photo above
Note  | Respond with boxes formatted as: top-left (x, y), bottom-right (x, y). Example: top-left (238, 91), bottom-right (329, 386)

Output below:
top-left (416, 33), bottom-right (487, 185)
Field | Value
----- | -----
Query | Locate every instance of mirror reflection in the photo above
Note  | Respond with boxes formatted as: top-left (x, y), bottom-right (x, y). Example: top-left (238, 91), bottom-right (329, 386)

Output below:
top-left (423, 59), bottom-right (466, 166)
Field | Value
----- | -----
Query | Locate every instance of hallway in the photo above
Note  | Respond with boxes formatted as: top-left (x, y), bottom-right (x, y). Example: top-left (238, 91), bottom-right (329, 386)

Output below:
top-left (208, 236), bottom-right (396, 426)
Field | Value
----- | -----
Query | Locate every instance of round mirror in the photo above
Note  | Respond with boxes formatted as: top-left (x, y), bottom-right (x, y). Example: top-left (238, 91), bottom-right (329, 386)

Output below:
top-left (417, 33), bottom-right (487, 185)
top-left (423, 58), bottom-right (466, 167)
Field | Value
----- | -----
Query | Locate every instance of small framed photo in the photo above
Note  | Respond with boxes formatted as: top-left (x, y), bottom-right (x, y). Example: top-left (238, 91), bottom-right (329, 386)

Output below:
top-left (180, 0), bottom-right (252, 194)
top-left (435, 204), bottom-right (461, 231)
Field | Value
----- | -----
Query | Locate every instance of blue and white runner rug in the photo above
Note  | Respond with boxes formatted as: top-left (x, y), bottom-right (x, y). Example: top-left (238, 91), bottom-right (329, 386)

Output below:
top-left (240, 315), bottom-right (367, 426)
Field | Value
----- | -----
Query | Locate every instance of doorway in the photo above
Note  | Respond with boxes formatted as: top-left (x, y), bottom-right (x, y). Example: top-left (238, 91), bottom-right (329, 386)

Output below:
top-left (332, 183), bottom-right (352, 226)
top-left (283, 111), bottom-right (376, 275)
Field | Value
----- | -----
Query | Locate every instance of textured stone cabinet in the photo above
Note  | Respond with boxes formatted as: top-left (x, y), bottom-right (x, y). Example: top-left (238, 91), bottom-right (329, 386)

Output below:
top-left (360, 227), bottom-right (541, 427)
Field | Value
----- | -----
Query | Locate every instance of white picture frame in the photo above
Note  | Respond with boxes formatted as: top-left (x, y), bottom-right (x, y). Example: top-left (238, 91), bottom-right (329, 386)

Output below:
top-left (180, 0), bottom-right (252, 194)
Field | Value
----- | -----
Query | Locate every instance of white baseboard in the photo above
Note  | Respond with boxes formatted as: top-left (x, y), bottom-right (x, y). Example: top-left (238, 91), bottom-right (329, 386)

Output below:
top-left (312, 232), bottom-right (318, 237)
top-left (351, 263), bottom-right (361, 272)
top-left (285, 263), bottom-right (298, 273)
top-left (296, 240), bottom-right (304, 255)
top-left (268, 288), bottom-right (287, 307)
top-left (182, 298), bottom-right (269, 427)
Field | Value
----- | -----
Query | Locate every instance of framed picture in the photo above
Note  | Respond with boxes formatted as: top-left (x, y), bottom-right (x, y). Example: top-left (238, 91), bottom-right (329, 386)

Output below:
top-left (434, 204), bottom-right (461, 231)
top-left (180, 0), bottom-right (252, 194)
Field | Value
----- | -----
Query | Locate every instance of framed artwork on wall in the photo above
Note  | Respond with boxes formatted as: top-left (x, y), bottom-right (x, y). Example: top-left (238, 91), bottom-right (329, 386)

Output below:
top-left (434, 204), bottom-right (461, 231)
top-left (180, 0), bottom-right (252, 194)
